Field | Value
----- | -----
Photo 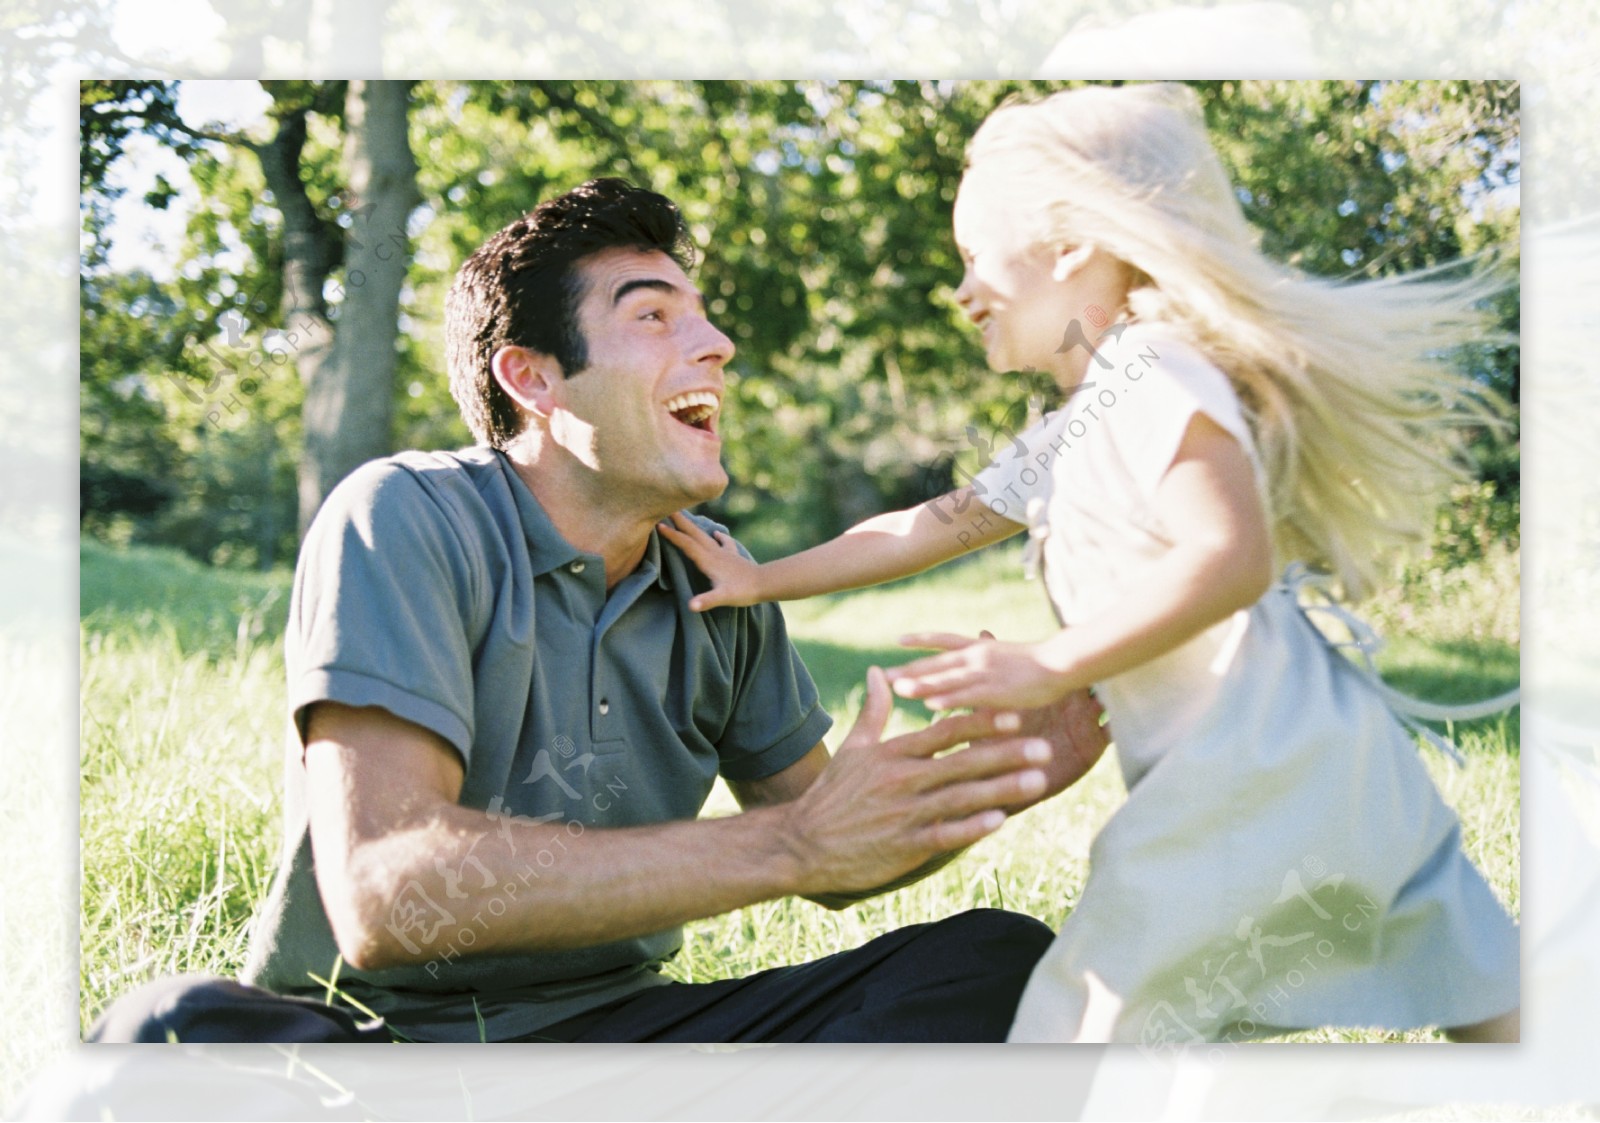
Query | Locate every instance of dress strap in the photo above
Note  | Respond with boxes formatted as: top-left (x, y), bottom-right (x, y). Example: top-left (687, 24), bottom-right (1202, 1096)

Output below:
top-left (1020, 496), bottom-right (1050, 581)
top-left (1278, 562), bottom-right (1521, 765)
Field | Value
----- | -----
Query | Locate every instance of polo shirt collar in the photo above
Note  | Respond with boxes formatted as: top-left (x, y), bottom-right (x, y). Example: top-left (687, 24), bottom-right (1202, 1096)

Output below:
top-left (643, 526), bottom-right (673, 591)
top-left (496, 450), bottom-right (673, 590)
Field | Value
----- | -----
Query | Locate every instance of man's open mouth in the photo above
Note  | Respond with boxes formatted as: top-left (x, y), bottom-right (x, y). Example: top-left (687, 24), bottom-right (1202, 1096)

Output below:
top-left (663, 390), bottom-right (720, 435)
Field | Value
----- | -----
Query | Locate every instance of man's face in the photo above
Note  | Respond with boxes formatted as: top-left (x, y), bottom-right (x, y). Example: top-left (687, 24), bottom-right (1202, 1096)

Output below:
top-left (545, 247), bottom-right (735, 515)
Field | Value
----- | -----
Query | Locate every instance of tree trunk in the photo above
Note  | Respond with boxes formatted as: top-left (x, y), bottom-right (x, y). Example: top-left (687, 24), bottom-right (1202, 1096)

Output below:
top-left (295, 79), bottom-right (417, 534)
top-left (255, 97), bottom-right (340, 536)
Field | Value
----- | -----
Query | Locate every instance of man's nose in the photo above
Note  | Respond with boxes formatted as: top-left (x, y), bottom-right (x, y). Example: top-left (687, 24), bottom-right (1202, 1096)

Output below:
top-left (692, 314), bottom-right (736, 368)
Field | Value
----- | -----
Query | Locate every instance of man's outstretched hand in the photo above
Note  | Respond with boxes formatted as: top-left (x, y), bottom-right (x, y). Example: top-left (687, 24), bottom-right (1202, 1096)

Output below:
top-left (776, 667), bottom-right (1050, 901)
top-left (901, 627), bottom-right (1110, 813)
top-left (773, 664), bottom-right (1108, 905)
top-left (992, 685), bottom-right (1110, 814)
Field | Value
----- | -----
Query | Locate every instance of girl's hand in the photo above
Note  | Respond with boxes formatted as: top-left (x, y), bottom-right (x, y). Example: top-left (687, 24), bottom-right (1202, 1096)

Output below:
top-left (887, 633), bottom-right (1077, 711)
top-left (658, 512), bottom-right (766, 611)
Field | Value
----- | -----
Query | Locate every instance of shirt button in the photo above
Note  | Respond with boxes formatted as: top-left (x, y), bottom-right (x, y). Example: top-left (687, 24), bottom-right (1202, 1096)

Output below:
top-left (598, 699), bottom-right (610, 715)
top-left (570, 560), bottom-right (586, 574)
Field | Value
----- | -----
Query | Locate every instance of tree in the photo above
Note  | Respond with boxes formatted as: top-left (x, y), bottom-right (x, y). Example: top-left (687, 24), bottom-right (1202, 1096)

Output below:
top-left (81, 78), bottom-right (420, 537)
top-left (81, 80), bottom-right (1518, 565)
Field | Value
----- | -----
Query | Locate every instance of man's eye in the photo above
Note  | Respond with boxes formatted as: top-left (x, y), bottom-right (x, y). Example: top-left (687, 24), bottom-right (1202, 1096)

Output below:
top-left (640, 309), bottom-right (665, 322)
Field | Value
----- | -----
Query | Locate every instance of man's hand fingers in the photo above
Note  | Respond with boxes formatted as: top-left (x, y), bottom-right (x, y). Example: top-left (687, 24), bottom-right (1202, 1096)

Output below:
top-left (919, 808), bottom-right (1009, 853)
top-left (922, 768), bottom-right (1047, 825)
top-left (884, 708), bottom-right (1016, 759)
top-left (913, 736), bottom-right (1051, 791)
top-left (839, 667), bottom-right (894, 753)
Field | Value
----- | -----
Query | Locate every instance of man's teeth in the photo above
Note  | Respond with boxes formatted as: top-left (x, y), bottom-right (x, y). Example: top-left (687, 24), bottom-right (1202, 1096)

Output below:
top-left (664, 391), bottom-right (719, 426)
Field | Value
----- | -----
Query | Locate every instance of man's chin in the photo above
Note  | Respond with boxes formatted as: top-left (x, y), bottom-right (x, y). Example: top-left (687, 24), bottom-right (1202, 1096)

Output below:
top-left (696, 475), bottom-right (730, 506)
top-left (673, 472), bottom-right (729, 513)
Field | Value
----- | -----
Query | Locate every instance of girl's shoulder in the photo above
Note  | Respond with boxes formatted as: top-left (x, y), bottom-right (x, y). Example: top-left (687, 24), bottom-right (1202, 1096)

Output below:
top-left (1101, 321), bottom-right (1246, 425)
top-left (1092, 321), bottom-right (1260, 497)
top-left (1108, 322), bottom-right (1231, 389)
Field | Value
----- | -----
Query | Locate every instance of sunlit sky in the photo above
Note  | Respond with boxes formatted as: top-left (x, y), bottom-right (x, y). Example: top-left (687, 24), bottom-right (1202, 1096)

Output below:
top-left (100, 82), bottom-right (273, 280)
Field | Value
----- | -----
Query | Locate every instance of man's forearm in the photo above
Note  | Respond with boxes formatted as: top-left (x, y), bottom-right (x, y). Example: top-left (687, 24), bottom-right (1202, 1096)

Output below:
top-left (310, 682), bottom-right (1054, 975)
top-left (342, 801), bottom-right (806, 970)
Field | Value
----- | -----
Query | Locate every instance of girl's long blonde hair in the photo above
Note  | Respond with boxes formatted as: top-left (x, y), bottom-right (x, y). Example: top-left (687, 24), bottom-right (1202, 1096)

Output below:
top-left (966, 82), bottom-right (1512, 601)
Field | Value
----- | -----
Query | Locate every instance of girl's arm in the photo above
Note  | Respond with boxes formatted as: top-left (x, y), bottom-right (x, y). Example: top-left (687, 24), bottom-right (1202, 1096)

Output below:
top-left (888, 415), bottom-right (1275, 710)
top-left (659, 487), bottom-right (1025, 611)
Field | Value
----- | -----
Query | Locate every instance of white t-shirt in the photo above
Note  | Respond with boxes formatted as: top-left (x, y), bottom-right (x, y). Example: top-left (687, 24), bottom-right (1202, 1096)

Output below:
top-left (973, 323), bottom-right (1268, 779)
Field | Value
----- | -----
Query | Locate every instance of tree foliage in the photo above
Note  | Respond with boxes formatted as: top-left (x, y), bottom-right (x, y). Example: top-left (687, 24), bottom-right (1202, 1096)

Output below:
top-left (80, 80), bottom-right (1520, 567)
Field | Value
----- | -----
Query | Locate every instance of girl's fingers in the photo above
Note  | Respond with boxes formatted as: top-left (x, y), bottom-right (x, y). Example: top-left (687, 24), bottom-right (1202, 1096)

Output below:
top-left (898, 632), bottom-right (979, 651)
top-left (892, 666), bottom-right (985, 702)
top-left (666, 512), bottom-right (725, 549)
top-left (666, 513), bottom-right (702, 541)
top-left (890, 647), bottom-right (970, 673)
top-left (657, 519), bottom-right (699, 551)
top-left (924, 687), bottom-right (996, 711)
top-left (886, 649), bottom-right (972, 684)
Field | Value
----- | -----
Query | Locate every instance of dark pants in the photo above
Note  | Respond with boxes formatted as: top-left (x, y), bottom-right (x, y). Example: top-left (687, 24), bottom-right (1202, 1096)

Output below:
top-left (88, 909), bottom-right (1053, 1044)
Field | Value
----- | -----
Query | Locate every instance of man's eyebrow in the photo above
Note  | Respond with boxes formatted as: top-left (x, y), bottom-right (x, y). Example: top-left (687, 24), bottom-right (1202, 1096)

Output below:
top-left (612, 277), bottom-right (706, 311)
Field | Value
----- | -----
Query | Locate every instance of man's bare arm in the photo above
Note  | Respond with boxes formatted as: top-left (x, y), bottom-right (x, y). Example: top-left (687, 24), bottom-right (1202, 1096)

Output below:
top-left (305, 669), bottom-right (1049, 971)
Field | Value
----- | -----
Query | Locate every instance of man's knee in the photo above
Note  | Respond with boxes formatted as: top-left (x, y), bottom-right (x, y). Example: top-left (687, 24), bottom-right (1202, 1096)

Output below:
top-left (916, 908), bottom-right (1056, 975)
top-left (819, 909), bottom-right (1055, 1042)
top-left (88, 975), bottom-right (387, 1043)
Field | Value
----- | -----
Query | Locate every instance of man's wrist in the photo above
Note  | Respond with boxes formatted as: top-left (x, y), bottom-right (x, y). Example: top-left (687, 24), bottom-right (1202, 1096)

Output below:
top-left (744, 799), bottom-right (816, 899)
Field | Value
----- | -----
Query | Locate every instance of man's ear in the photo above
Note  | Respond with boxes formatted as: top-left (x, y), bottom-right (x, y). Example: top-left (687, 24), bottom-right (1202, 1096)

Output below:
top-left (490, 345), bottom-right (563, 418)
top-left (1052, 244), bottom-right (1097, 283)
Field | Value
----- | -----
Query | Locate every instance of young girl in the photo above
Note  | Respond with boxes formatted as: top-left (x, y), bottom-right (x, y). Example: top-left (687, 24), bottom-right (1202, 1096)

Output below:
top-left (659, 83), bottom-right (1519, 1044)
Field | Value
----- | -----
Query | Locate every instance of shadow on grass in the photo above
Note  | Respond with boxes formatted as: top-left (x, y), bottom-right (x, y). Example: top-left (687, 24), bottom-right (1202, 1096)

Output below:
top-left (791, 637), bottom-right (939, 725)
top-left (1376, 637), bottom-right (1519, 695)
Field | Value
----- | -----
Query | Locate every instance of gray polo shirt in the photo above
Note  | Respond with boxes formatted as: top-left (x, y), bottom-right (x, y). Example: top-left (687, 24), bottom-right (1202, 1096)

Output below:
top-left (241, 446), bottom-right (831, 1041)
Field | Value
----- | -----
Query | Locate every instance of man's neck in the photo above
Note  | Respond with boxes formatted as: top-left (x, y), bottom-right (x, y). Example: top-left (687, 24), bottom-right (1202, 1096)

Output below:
top-left (502, 442), bottom-right (657, 591)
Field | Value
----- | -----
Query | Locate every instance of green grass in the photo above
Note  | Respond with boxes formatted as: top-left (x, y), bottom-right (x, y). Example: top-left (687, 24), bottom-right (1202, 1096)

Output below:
top-left (76, 538), bottom-right (1520, 1046)
top-left (78, 540), bottom-right (291, 1035)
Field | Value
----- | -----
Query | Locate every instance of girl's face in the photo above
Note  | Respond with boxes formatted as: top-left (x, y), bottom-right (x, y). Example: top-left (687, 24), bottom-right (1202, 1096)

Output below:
top-left (951, 168), bottom-right (1065, 375)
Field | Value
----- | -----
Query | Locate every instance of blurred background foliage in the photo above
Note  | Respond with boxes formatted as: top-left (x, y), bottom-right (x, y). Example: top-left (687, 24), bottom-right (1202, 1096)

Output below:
top-left (80, 79), bottom-right (1519, 569)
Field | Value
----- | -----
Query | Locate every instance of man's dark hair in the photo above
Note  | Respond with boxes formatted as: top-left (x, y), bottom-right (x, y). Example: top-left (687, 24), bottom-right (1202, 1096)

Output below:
top-left (445, 177), bottom-right (696, 448)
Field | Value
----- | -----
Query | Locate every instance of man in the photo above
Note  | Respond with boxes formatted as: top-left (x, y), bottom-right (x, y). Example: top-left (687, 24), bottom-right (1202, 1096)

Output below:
top-left (91, 177), bottom-right (1109, 1044)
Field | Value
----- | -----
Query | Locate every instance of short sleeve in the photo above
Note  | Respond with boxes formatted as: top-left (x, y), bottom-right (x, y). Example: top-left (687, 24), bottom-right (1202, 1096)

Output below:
top-left (971, 411), bottom-right (1070, 524)
top-left (285, 460), bottom-right (483, 763)
top-left (684, 524), bottom-right (832, 783)
top-left (1104, 331), bottom-right (1258, 502)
